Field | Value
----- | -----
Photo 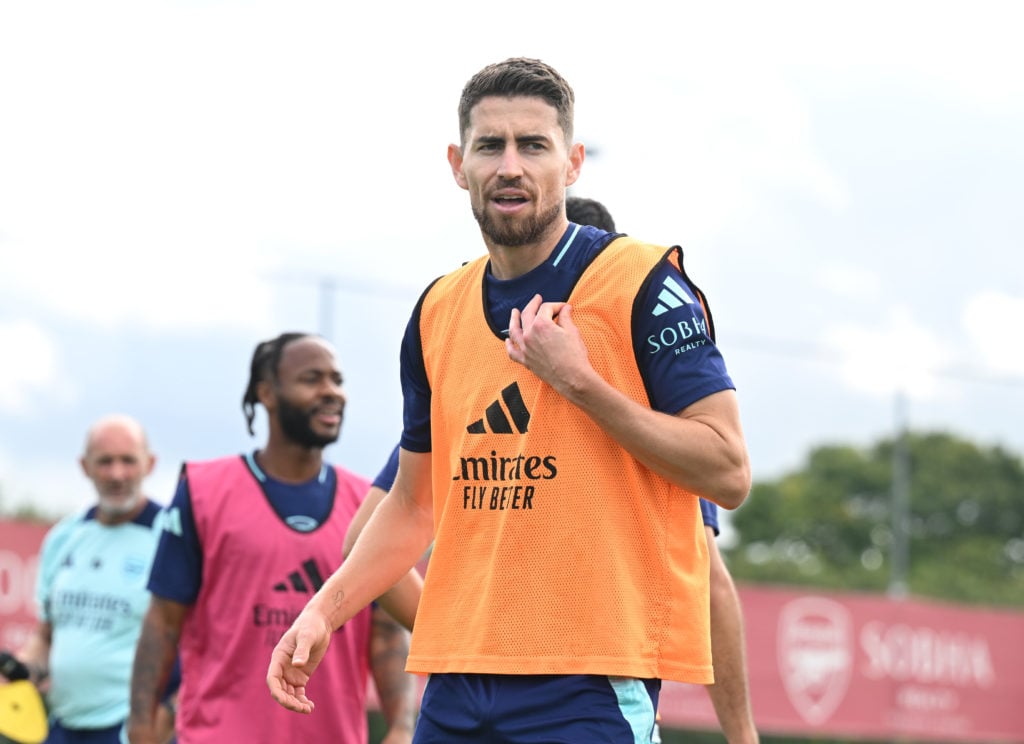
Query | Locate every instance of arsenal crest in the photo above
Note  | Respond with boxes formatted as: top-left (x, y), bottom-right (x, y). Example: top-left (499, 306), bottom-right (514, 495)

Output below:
top-left (777, 596), bottom-right (854, 724)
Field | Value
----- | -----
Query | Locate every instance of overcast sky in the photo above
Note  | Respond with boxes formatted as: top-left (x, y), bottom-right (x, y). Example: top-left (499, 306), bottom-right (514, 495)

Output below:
top-left (2, 0), bottom-right (1022, 521)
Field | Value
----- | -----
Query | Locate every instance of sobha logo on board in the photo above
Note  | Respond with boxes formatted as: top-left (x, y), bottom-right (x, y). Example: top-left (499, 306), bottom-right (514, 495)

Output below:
top-left (457, 381), bottom-right (556, 511)
top-left (646, 274), bottom-right (710, 356)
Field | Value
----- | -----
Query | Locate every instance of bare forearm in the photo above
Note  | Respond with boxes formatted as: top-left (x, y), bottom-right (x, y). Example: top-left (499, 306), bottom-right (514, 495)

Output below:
top-left (374, 569), bottom-right (423, 632)
top-left (370, 608), bottom-right (417, 741)
top-left (311, 488), bottom-right (432, 632)
top-left (707, 548), bottom-right (758, 743)
top-left (343, 485), bottom-right (386, 558)
top-left (267, 450), bottom-right (434, 715)
top-left (344, 484), bottom-right (424, 632)
top-left (16, 623), bottom-right (52, 683)
top-left (128, 601), bottom-right (184, 743)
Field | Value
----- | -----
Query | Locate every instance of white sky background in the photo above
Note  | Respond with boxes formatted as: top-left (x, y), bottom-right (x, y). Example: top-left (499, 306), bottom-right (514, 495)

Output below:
top-left (1, 0), bottom-right (1023, 519)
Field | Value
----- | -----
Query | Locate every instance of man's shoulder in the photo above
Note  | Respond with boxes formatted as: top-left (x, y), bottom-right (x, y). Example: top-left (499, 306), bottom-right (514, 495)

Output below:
top-left (447, 253), bottom-right (489, 275)
top-left (184, 453), bottom-right (247, 477)
top-left (602, 234), bottom-right (674, 258)
top-left (430, 254), bottom-right (488, 290)
top-left (133, 498), bottom-right (166, 530)
top-left (179, 455), bottom-right (252, 512)
top-left (44, 507), bottom-right (91, 540)
top-left (38, 508), bottom-right (93, 564)
top-left (187, 452), bottom-right (245, 467)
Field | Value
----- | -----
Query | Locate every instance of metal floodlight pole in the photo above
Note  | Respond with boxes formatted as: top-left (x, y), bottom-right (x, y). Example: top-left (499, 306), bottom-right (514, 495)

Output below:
top-left (889, 390), bottom-right (911, 599)
top-left (318, 277), bottom-right (336, 341)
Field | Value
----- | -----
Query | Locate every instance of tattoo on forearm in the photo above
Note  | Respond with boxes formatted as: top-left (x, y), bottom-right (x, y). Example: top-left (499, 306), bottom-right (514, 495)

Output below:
top-left (129, 618), bottom-right (179, 726)
top-left (371, 612), bottom-right (417, 732)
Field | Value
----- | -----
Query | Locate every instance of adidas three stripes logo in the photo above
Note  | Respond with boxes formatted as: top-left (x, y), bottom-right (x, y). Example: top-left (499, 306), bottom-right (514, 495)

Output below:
top-left (273, 558), bottom-right (325, 593)
top-left (651, 274), bottom-right (695, 317)
top-left (467, 382), bottom-right (530, 434)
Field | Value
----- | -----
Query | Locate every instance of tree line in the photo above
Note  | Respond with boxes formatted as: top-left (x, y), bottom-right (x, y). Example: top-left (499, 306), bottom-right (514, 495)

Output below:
top-left (3, 429), bottom-right (1022, 608)
top-left (724, 430), bottom-right (1024, 608)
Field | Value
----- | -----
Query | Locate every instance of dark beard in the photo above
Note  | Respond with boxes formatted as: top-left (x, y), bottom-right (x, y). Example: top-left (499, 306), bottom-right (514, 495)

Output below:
top-left (277, 396), bottom-right (339, 449)
top-left (473, 197), bottom-right (562, 247)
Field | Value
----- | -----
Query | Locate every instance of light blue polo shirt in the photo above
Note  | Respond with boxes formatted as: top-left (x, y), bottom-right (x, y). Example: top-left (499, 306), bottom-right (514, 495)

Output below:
top-left (35, 500), bottom-right (163, 729)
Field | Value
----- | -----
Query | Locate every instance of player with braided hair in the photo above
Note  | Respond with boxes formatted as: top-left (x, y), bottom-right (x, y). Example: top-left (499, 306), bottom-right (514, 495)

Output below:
top-left (128, 332), bottom-right (419, 744)
top-left (241, 332), bottom-right (310, 436)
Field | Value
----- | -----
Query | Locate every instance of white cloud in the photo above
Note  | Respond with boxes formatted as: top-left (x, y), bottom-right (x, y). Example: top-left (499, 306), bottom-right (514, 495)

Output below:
top-left (1, 0), bottom-right (1023, 522)
top-left (1, 229), bottom-right (279, 332)
top-left (575, 58), bottom-right (849, 248)
top-left (963, 291), bottom-right (1024, 376)
top-left (824, 308), bottom-right (952, 399)
top-left (694, 1), bottom-right (1024, 110)
top-left (816, 264), bottom-right (883, 302)
top-left (0, 321), bottom-right (69, 415)
top-left (3, 0), bottom-right (1019, 333)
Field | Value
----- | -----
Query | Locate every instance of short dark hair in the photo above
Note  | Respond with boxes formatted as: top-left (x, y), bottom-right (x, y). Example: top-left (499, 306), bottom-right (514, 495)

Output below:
top-left (241, 332), bottom-right (313, 436)
top-left (457, 57), bottom-right (575, 146)
top-left (566, 196), bottom-right (616, 232)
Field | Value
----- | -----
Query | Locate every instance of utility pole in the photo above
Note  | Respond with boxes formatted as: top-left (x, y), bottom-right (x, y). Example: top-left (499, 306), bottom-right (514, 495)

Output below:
top-left (889, 390), bottom-right (911, 599)
top-left (264, 271), bottom-right (421, 343)
top-left (318, 277), bottom-right (336, 341)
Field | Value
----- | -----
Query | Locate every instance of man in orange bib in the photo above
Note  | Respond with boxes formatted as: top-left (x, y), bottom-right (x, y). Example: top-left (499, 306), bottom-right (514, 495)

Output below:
top-left (268, 58), bottom-right (752, 742)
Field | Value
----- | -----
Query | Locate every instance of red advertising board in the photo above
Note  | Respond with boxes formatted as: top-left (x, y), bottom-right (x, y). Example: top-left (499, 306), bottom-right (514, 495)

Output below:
top-left (0, 519), bottom-right (49, 652)
top-left (4, 518), bottom-right (1022, 742)
top-left (658, 585), bottom-right (1024, 742)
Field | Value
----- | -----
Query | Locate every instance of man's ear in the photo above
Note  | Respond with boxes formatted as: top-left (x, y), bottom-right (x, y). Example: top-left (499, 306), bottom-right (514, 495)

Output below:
top-left (448, 144), bottom-right (469, 190)
top-left (257, 379), bottom-right (275, 411)
top-left (565, 141), bottom-right (585, 188)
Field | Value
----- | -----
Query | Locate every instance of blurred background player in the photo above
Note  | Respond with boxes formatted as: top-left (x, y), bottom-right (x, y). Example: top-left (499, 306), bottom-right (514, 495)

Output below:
top-left (1, 414), bottom-right (176, 744)
top-left (566, 195), bottom-right (759, 744)
top-left (127, 333), bottom-right (417, 743)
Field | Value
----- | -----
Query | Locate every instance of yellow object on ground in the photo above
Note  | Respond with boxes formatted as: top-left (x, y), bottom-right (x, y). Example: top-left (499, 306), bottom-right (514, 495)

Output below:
top-left (0, 681), bottom-right (48, 744)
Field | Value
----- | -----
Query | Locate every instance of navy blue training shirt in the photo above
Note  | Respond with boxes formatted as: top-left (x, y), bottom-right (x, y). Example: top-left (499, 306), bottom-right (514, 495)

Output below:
top-left (399, 222), bottom-right (734, 457)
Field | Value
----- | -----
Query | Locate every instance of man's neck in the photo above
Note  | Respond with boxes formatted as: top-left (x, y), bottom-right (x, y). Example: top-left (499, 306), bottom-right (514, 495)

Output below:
top-left (256, 442), bottom-right (325, 483)
top-left (485, 220), bottom-right (569, 280)
top-left (96, 496), bottom-right (147, 527)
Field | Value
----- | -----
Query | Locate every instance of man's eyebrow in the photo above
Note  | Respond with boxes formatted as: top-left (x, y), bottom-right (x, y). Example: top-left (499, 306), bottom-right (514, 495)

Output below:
top-left (474, 134), bottom-right (550, 145)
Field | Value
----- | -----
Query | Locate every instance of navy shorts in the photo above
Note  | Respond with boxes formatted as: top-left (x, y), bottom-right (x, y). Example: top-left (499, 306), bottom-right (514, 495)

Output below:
top-left (45, 721), bottom-right (121, 744)
top-left (412, 673), bottom-right (661, 743)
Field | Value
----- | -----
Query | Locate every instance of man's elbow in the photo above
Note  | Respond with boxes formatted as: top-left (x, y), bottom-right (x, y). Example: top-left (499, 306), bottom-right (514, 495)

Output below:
top-left (714, 460), bottom-right (752, 510)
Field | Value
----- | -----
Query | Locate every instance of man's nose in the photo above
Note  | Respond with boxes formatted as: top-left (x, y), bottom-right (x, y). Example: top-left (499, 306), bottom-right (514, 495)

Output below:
top-left (321, 378), bottom-right (345, 401)
top-left (497, 149), bottom-right (524, 179)
top-left (106, 461), bottom-right (130, 480)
